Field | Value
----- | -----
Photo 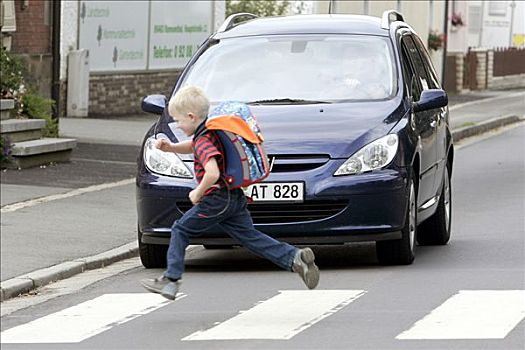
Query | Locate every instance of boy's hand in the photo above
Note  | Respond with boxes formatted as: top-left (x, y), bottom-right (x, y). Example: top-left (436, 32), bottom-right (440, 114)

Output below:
top-left (155, 139), bottom-right (172, 152)
top-left (189, 189), bottom-right (203, 205)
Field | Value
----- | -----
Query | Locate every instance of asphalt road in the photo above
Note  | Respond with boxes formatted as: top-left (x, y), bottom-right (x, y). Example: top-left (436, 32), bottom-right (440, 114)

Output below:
top-left (1, 124), bottom-right (523, 349)
top-left (0, 145), bottom-right (139, 279)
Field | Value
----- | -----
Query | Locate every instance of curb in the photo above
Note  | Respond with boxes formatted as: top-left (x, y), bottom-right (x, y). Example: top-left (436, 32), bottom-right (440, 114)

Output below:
top-left (1, 114), bottom-right (523, 302)
top-left (0, 242), bottom-right (138, 302)
top-left (452, 115), bottom-right (523, 142)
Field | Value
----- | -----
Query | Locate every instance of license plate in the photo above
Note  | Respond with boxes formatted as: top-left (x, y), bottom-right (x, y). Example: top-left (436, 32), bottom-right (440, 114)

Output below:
top-left (243, 182), bottom-right (304, 203)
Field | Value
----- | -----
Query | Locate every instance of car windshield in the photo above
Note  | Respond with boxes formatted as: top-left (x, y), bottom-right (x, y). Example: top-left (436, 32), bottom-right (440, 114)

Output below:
top-left (179, 35), bottom-right (397, 103)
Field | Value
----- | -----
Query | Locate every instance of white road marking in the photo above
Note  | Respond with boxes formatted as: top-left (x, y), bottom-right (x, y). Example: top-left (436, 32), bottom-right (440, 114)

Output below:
top-left (396, 290), bottom-right (525, 340)
top-left (183, 290), bottom-right (365, 341)
top-left (0, 258), bottom-right (142, 317)
top-left (1, 293), bottom-right (182, 343)
top-left (0, 178), bottom-right (134, 213)
top-left (71, 157), bottom-right (136, 165)
top-left (1, 245), bottom-right (201, 316)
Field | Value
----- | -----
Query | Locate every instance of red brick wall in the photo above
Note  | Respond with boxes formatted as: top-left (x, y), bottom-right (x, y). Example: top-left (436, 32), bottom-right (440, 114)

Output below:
top-left (11, 0), bottom-right (51, 54)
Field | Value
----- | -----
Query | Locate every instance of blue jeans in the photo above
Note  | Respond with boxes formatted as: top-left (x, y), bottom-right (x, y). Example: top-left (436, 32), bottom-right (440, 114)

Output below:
top-left (164, 188), bottom-right (298, 280)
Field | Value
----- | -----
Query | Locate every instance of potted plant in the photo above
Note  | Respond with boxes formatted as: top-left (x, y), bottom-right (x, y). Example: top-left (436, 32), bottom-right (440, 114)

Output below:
top-left (450, 12), bottom-right (464, 31)
top-left (428, 31), bottom-right (445, 51)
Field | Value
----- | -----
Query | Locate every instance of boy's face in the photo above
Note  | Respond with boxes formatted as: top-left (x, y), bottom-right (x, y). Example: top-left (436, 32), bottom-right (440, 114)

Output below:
top-left (172, 112), bottom-right (201, 136)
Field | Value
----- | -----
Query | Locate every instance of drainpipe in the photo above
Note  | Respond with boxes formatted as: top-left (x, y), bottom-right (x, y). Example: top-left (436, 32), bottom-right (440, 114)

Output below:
top-left (51, 0), bottom-right (61, 122)
top-left (441, 0), bottom-right (449, 86)
top-left (509, 0), bottom-right (516, 47)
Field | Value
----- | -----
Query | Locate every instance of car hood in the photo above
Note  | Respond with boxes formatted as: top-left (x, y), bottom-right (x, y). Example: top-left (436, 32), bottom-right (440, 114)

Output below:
top-left (250, 99), bottom-right (404, 158)
top-left (165, 98), bottom-right (405, 160)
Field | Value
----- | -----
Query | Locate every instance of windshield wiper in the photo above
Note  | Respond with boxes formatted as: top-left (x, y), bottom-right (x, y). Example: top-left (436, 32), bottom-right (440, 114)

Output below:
top-left (247, 98), bottom-right (331, 105)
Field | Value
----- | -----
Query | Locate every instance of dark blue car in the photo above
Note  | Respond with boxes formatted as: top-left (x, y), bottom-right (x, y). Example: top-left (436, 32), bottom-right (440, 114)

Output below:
top-left (137, 11), bottom-right (453, 268)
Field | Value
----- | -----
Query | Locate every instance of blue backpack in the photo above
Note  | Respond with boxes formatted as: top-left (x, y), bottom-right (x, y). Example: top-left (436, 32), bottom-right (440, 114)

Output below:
top-left (196, 102), bottom-right (270, 189)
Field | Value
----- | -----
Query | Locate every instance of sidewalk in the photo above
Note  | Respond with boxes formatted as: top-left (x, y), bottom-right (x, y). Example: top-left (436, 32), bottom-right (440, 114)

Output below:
top-left (1, 88), bottom-right (524, 301)
top-left (57, 89), bottom-right (524, 145)
top-left (58, 114), bottom-right (158, 146)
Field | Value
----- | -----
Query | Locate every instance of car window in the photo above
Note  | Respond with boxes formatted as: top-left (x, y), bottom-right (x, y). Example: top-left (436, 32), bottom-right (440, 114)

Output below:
top-left (401, 36), bottom-right (429, 100)
top-left (400, 38), bottom-right (422, 101)
top-left (412, 35), bottom-right (441, 89)
top-left (179, 35), bottom-right (397, 103)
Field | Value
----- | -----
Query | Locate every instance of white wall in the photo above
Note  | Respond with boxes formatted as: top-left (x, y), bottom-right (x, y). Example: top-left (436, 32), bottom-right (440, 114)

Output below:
top-left (313, 0), bottom-right (446, 51)
top-left (59, 0), bottom-right (225, 78)
top-left (482, 0), bottom-right (514, 48)
top-left (447, 0), bottom-right (469, 53)
top-left (450, 0), bottom-right (524, 52)
top-left (61, 1), bottom-right (79, 80)
top-left (513, 1), bottom-right (525, 46)
top-left (312, 0), bottom-right (446, 80)
top-left (213, 0), bottom-right (226, 31)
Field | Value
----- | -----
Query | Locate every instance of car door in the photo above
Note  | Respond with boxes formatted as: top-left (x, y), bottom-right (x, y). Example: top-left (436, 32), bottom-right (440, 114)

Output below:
top-left (412, 35), bottom-right (448, 196)
top-left (400, 35), bottom-right (438, 206)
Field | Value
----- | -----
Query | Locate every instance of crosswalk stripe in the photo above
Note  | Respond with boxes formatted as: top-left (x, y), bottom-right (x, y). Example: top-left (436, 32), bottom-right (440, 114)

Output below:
top-left (396, 290), bottom-right (525, 340)
top-left (0, 293), bottom-right (183, 343)
top-left (182, 290), bottom-right (365, 341)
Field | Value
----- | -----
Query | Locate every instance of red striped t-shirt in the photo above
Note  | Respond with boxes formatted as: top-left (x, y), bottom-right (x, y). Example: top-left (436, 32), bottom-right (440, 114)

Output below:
top-left (193, 131), bottom-right (224, 193)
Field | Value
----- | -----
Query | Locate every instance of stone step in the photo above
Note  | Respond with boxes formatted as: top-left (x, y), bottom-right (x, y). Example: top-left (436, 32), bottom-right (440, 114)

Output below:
top-left (6, 138), bottom-right (77, 169)
top-left (11, 138), bottom-right (77, 156)
top-left (1, 119), bottom-right (46, 142)
top-left (1, 99), bottom-right (15, 120)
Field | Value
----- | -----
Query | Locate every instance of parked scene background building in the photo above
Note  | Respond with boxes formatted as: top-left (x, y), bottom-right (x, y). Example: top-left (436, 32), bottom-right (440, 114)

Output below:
top-left (1, 0), bottom-right (524, 118)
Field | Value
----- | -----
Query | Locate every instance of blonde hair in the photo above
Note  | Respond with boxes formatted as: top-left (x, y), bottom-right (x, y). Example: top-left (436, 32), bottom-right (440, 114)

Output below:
top-left (168, 86), bottom-right (210, 120)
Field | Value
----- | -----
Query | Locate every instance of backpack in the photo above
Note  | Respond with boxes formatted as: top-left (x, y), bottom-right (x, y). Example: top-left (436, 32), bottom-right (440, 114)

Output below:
top-left (198, 101), bottom-right (270, 189)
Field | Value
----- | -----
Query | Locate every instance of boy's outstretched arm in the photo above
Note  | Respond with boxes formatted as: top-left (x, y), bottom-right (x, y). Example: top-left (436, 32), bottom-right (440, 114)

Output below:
top-left (156, 139), bottom-right (192, 154)
top-left (189, 157), bottom-right (220, 204)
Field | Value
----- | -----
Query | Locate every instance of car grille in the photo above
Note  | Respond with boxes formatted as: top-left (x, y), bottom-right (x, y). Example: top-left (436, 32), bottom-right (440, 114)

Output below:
top-left (177, 200), bottom-right (348, 224)
top-left (268, 154), bottom-right (329, 172)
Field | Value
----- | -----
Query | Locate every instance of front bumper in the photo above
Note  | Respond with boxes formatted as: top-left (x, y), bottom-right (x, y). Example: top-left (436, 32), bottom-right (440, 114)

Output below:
top-left (137, 164), bottom-right (409, 245)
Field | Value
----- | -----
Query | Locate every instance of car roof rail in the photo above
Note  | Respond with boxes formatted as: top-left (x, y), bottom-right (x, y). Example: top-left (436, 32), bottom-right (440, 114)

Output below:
top-left (381, 10), bottom-right (405, 29)
top-left (217, 13), bottom-right (258, 33)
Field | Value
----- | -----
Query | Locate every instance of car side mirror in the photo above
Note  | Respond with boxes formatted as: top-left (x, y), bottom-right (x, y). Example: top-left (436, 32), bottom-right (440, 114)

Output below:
top-left (413, 89), bottom-right (448, 112)
top-left (141, 94), bottom-right (167, 115)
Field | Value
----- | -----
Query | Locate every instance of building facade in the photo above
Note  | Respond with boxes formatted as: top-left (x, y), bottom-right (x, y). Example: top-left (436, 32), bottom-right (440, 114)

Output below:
top-left (60, 0), bottom-right (225, 118)
top-left (313, 0), bottom-right (447, 82)
top-left (447, 0), bottom-right (524, 53)
top-left (1, 0), bottom-right (54, 99)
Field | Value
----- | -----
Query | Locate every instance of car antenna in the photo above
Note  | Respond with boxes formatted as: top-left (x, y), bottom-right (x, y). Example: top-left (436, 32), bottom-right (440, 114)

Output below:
top-left (329, 0), bottom-right (333, 14)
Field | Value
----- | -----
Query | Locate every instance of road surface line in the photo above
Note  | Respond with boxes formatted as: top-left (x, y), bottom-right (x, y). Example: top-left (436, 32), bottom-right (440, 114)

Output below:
top-left (396, 290), bottom-right (525, 340)
top-left (0, 178), bottom-right (134, 214)
top-left (0, 293), bottom-right (183, 343)
top-left (0, 258), bottom-right (142, 317)
top-left (183, 290), bottom-right (365, 341)
top-left (70, 157), bottom-right (136, 165)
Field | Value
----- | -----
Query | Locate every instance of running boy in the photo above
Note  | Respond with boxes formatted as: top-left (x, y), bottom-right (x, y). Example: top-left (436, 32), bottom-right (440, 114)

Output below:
top-left (141, 86), bottom-right (320, 300)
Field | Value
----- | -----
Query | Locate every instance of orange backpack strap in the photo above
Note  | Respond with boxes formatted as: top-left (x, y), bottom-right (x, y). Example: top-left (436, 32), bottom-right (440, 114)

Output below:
top-left (206, 115), bottom-right (261, 144)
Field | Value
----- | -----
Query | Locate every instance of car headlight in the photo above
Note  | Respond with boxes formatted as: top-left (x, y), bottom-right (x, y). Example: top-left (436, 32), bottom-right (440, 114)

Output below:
top-left (143, 137), bottom-right (193, 178)
top-left (334, 134), bottom-right (398, 176)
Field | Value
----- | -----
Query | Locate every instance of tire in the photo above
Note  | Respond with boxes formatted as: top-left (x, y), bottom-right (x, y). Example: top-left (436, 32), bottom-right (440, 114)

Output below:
top-left (376, 174), bottom-right (417, 265)
top-left (417, 163), bottom-right (452, 245)
top-left (138, 229), bottom-right (168, 268)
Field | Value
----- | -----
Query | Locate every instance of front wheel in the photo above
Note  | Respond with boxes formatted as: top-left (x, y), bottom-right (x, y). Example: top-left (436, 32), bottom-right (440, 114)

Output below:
top-left (138, 228), bottom-right (168, 268)
top-left (376, 175), bottom-right (417, 265)
top-left (417, 163), bottom-right (452, 245)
